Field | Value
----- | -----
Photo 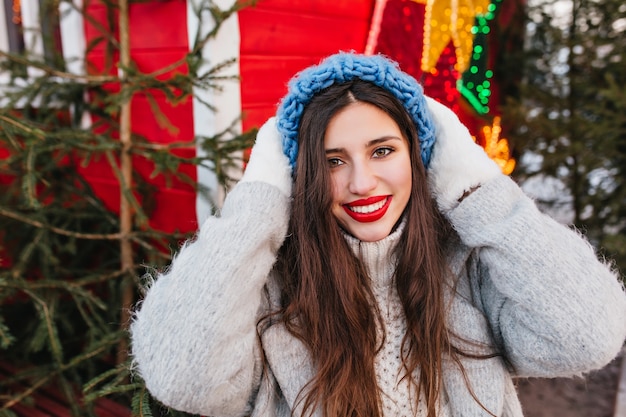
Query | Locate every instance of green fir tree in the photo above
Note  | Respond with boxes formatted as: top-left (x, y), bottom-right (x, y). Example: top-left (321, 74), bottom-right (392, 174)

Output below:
top-left (502, 0), bottom-right (626, 274)
top-left (0, 0), bottom-right (255, 415)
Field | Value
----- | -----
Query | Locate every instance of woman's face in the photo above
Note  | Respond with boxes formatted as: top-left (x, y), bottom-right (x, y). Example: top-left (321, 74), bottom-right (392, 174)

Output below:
top-left (324, 101), bottom-right (412, 242)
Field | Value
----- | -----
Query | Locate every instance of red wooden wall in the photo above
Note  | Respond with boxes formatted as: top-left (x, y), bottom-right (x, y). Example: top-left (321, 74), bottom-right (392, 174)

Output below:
top-left (238, 0), bottom-right (375, 131)
top-left (81, 0), bottom-right (375, 234)
top-left (82, 0), bottom-right (197, 234)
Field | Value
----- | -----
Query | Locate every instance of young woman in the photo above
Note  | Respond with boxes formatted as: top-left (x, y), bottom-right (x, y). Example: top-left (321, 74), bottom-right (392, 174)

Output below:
top-left (130, 53), bottom-right (626, 417)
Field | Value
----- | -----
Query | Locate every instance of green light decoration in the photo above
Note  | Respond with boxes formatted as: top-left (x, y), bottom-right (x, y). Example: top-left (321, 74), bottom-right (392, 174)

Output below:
top-left (458, 0), bottom-right (502, 115)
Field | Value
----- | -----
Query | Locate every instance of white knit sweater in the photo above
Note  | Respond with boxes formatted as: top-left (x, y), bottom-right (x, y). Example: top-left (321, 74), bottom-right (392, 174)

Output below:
top-left (342, 224), bottom-right (439, 417)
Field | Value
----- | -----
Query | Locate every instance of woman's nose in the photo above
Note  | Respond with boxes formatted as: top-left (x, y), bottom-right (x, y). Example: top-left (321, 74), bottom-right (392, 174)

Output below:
top-left (348, 161), bottom-right (377, 195)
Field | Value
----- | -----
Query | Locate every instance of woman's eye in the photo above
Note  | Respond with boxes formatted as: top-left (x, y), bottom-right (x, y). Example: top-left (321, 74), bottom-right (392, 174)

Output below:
top-left (327, 157), bottom-right (344, 167)
top-left (373, 147), bottom-right (393, 158)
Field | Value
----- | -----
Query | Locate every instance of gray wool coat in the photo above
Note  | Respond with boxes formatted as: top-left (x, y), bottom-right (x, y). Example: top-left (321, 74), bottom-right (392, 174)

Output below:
top-left (131, 176), bottom-right (626, 417)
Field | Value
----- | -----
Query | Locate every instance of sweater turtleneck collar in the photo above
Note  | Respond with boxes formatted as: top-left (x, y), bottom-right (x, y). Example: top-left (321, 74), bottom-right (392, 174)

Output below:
top-left (341, 219), bottom-right (406, 290)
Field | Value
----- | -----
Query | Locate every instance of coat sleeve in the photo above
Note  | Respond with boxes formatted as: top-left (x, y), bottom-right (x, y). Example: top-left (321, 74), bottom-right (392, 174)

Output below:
top-left (130, 181), bottom-right (290, 416)
top-left (447, 175), bottom-right (626, 378)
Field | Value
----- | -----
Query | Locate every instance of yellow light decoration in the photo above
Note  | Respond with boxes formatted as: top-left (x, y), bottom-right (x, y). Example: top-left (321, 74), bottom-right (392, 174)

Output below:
top-left (12, 0), bottom-right (22, 24)
top-left (477, 116), bottom-right (515, 175)
top-left (416, 0), bottom-right (491, 74)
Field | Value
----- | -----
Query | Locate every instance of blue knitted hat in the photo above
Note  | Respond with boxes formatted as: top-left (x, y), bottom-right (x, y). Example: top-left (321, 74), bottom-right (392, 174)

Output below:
top-left (276, 52), bottom-right (436, 169)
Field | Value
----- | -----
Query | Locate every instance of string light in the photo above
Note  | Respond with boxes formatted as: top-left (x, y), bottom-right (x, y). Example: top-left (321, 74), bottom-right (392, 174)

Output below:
top-left (381, 0), bottom-right (511, 165)
top-left (458, 0), bottom-right (503, 114)
top-left (417, 0), bottom-right (490, 74)
top-left (476, 116), bottom-right (515, 174)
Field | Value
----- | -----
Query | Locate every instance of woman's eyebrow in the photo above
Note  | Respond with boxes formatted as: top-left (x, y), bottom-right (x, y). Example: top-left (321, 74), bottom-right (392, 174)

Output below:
top-left (325, 136), bottom-right (403, 154)
top-left (325, 148), bottom-right (343, 154)
top-left (366, 136), bottom-right (403, 147)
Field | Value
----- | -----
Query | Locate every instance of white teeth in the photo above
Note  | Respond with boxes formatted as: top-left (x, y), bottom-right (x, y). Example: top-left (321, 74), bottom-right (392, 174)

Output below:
top-left (349, 199), bottom-right (386, 214)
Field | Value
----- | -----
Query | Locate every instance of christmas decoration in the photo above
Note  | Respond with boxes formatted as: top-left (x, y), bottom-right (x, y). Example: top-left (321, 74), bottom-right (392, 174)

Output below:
top-left (479, 116), bottom-right (515, 174)
top-left (458, 0), bottom-right (504, 115)
top-left (373, 0), bottom-right (520, 173)
top-left (418, 0), bottom-right (491, 74)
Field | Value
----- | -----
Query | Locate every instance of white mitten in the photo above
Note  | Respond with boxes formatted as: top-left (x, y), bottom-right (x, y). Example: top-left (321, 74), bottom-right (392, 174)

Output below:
top-left (426, 97), bottom-right (502, 213)
top-left (240, 117), bottom-right (293, 197)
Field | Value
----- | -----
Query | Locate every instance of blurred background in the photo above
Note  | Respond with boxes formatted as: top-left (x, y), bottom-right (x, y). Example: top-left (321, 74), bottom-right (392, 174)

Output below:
top-left (0, 0), bottom-right (624, 415)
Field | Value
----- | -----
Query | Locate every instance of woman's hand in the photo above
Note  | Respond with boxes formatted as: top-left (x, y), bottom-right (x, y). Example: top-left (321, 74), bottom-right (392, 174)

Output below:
top-left (425, 97), bottom-right (502, 213)
top-left (241, 117), bottom-right (293, 197)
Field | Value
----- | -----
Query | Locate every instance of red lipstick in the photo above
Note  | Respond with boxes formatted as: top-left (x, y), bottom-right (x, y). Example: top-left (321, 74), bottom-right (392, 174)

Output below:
top-left (342, 196), bottom-right (392, 223)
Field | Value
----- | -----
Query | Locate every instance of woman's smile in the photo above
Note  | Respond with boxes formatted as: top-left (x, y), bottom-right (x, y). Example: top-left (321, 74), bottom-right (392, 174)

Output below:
top-left (342, 195), bottom-right (392, 222)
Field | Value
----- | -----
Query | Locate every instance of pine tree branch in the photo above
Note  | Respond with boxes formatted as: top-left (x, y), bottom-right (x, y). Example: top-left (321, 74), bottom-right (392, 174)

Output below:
top-left (63, 0), bottom-right (121, 50)
top-left (23, 289), bottom-right (64, 364)
top-left (101, 150), bottom-right (149, 226)
top-left (0, 115), bottom-right (46, 140)
top-left (0, 51), bottom-right (117, 83)
top-left (0, 208), bottom-right (181, 260)
top-left (0, 207), bottom-right (123, 240)
top-left (82, 363), bottom-right (129, 394)
top-left (1, 372), bottom-right (56, 411)
top-left (24, 147), bottom-right (40, 209)
top-left (10, 228), bottom-right (44, 281)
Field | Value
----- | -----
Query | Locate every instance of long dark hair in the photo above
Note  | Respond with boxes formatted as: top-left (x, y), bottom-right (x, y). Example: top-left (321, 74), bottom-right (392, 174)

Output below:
top-left (273, 80), bottom-right (457, 417)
